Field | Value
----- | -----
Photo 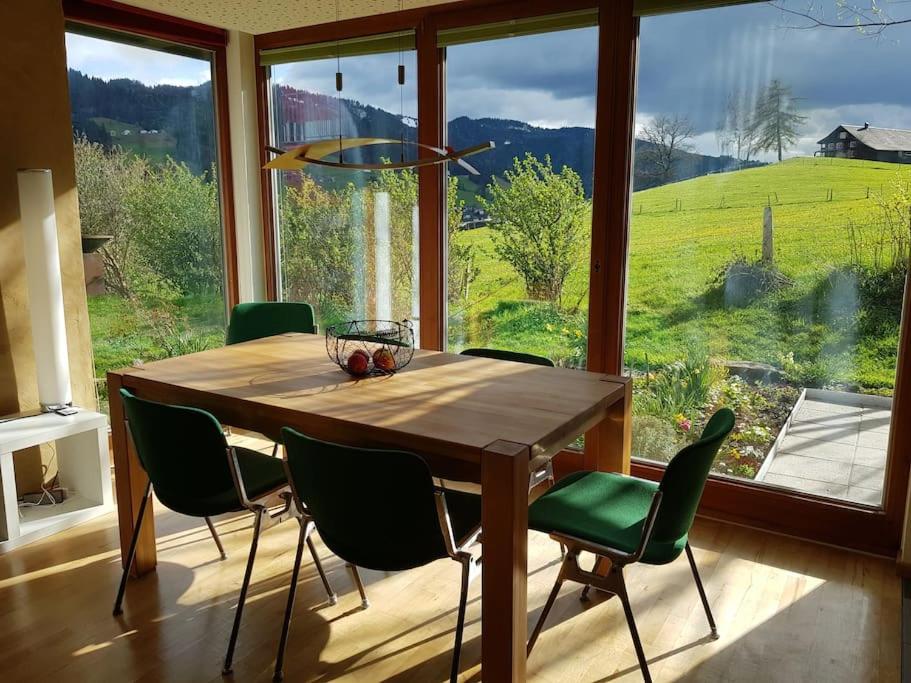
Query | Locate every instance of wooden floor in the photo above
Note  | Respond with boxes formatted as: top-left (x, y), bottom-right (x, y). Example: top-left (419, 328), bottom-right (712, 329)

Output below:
top-left (0, 441), bottom-right (901, 681)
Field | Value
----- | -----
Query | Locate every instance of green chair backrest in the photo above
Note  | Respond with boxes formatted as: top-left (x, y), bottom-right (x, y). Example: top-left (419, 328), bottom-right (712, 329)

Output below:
top-left (460, 348), bottom-right (554, 367)
top-left (652, 408), bottom-right (735, 545)
top-left (120, 389), bottom-right (236, 516)
top-left (282, 428), bottom-right (449, 571)
top-left (226, 302), bottom-right (317, 345)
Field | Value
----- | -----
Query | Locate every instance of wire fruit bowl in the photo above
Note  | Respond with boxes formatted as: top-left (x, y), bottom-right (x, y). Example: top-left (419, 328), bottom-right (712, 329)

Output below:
top-left (326, 320), bottom-right (415, 377)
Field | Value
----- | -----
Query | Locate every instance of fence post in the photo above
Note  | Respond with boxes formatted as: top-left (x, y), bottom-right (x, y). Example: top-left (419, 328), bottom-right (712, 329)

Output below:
top-left (762, 205), bottom-right (774, 264)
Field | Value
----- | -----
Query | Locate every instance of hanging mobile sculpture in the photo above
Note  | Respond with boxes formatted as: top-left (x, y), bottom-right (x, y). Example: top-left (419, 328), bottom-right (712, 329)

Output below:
top-left (264, 0), bottom-right (493, 174)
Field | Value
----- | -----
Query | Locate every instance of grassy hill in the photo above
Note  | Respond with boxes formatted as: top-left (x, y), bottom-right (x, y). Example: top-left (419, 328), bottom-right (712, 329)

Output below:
top-left (450, 156), bottom-right (911, 391)
top-left (91, 117), bottom-right (177, 164)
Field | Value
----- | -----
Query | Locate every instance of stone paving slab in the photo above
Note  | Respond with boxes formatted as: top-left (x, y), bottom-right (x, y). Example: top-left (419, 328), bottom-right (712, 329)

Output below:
top-left (758, 390), bottom-right (889, 505)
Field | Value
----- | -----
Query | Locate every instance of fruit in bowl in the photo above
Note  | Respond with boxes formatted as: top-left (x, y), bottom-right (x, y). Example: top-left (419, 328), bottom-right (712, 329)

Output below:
top-left (373, 347), bottom-right (397, 372)
top-left (346, 349), bottom-right (371, 376)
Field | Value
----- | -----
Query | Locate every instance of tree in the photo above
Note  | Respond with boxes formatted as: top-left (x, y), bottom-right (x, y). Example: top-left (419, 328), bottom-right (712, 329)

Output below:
top-left (446, 177), bottom-right (480, 304)
top-left (772, 1), bottom-right (911, 36)
top-left (479, 153), bottom-right (588, 303)
top-left (640, 114), bottom-right (695, 185)
top-left (371, 167), bottom-right (480, 310)
top-left (74, 137), bottom-right (143, 298)
top-left (750, 80), bottom-right (807, 162)
top-left (717, 91), bottom-right (759, 167)
top-left (279, 176), bottom-right (355, 320)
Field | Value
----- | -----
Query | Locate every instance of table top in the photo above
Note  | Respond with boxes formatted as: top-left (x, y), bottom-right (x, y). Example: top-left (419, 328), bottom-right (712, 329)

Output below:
top-left (115, 333), bottom-right (626, 464)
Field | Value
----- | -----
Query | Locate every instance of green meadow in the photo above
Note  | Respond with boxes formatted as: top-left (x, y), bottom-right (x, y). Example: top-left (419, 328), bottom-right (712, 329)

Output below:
top-left (450, 156), bottom-right (911, 391)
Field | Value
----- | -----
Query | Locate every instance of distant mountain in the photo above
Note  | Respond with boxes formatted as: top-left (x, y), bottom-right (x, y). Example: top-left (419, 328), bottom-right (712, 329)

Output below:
top-left (68, 69), bottom-right (217, 173)
top-left (68, 71), bottom-right (761, 192)
top-left (274, 86), bottom-right (763, 197)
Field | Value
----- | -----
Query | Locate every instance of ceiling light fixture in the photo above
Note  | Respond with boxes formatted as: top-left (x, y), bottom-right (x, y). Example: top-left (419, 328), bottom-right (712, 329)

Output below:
top-left (264, 0), bottom-right (493, 175)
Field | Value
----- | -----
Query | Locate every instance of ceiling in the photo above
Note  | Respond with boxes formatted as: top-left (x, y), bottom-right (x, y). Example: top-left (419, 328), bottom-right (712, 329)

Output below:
top-left (117, 0), bottom-right (462, 35)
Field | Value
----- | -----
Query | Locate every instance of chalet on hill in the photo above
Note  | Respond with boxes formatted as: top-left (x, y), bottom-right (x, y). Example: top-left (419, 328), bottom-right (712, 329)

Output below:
top-left (816, 123), bottom-right (911, 163)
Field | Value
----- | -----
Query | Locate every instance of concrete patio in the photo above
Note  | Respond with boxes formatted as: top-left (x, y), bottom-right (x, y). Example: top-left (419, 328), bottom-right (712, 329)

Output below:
top-left (757, 390), bottom-right (891, 505)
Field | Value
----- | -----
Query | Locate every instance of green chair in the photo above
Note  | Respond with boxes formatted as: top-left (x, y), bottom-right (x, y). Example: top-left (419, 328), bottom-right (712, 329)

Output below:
top-left (272, 429), bottom-right (482, 683)
top-left (226, 301), bottom-right (318, 457)
top-left (459, 348), bottom-right (557, 493)
top-left (460, 347), bottom-right (555, 368)
top-left (526, 408), bottom-right (735, 683)
top-left (113, 389), bottom-right (337, 676)
top-left (225, 301), bottom-right (318, 345)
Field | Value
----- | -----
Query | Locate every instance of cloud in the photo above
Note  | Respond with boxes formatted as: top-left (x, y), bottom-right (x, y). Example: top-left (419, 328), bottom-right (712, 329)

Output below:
top-left (65, 1), bottom-right (911, 163)
top-left (65, 33), bottom-right (211, 86)
top-left (637, 1), bottom-right (911, 139)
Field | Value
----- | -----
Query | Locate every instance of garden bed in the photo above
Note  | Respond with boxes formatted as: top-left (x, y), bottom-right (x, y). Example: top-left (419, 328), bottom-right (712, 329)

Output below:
top-left (633, 370), bottom-right (801, 480)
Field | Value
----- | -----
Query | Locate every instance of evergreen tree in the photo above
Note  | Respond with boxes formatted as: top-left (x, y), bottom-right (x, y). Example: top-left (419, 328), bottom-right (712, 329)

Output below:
top-left (751, 80), bottom-right (807, 161)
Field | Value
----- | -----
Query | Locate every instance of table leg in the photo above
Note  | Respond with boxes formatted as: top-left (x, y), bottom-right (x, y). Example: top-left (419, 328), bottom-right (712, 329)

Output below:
top-left (107, 372), bottom-right (157, 576)
top-left (481, 440), bottom-right (529, 683)
top-left (588, 378), bottom-right (632, 580)
top-left (586, 377), bottom-right (632, 474)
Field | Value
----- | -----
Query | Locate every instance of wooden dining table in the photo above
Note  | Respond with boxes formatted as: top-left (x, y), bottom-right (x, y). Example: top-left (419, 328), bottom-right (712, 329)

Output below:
top-left (107, 332), bottom-right (631, 682)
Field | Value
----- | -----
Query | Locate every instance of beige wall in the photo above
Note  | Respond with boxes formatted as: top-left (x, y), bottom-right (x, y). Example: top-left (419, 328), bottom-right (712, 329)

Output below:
top-left (0, 0), bottom-right (96, 492)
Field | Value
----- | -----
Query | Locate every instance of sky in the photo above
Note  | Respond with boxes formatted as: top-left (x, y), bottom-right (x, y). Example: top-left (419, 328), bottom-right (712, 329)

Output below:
top-left (65, 0), bottom-right (911, 160)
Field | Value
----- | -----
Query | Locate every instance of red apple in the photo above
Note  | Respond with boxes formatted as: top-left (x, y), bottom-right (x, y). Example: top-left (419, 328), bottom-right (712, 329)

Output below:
top-left (346, 349), bottom-right (370, 376)
top-left (373, 348), bottom-right (397, 372)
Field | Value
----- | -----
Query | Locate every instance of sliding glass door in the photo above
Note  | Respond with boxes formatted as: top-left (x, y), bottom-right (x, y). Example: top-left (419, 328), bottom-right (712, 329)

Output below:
top-left (65, 28), bottom-right (229, 413)
top-left (265, 38), bottom-right (421, 342)
top-left (627, 0), bottom-right (910, 507)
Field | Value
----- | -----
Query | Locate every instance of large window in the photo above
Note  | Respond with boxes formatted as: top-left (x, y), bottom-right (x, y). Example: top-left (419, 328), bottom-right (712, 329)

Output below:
top-left (443, 23), bottom-right (598, 369)
top-left (627, 1), bottom-right (910, 507)
top-left (266, 39), bottom-right (421, 342)
top-left (65, 29), bottom-right (229, 413)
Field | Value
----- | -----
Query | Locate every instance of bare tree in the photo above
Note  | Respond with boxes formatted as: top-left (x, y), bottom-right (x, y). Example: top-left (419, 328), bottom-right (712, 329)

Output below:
top-left (751, 80), bottom-right (807, 162)
top-left (640, 114), bottom-right (695, 184)
top-left (772, 0), bottom-right (911, 36)
top-left (717, 91), bottom-right (760, 167)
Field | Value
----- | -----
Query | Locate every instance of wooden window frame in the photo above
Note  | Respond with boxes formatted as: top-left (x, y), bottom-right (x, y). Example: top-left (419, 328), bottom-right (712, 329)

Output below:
top-left (253, 0), bottom-right (909, 558)
top-left (62, 0), bottom-right (240, 309)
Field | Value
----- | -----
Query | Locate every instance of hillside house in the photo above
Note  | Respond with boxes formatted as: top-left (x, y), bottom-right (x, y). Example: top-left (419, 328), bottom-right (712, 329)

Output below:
top-left (817, 123), bottom-right (911, 163)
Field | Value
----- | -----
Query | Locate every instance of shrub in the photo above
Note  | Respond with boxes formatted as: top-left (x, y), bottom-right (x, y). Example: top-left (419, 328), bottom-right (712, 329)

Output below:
top-left (637, 350), bottom-right (724, 419)
top-left (480, 153), bottom-right (589, 303)
top-left (279, 176), bottom-right (356, 317)
top-left (632, 415), bottom-right (684, 463)
top-left (711, 253), bottom-right (790, 308)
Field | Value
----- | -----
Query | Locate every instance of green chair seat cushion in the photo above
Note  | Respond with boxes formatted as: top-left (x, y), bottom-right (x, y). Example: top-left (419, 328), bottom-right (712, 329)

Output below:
top-left (166, 446), bottom-right (286, 517)
top-left (529, 471), bottom-right (686, 565)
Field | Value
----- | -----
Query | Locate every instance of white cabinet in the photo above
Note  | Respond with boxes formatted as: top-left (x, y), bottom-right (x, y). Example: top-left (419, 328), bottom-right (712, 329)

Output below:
top-left (0, 409), bottom-right (112, 553)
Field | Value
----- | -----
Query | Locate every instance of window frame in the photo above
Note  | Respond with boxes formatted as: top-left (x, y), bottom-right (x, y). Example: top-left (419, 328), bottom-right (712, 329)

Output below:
top-left (253, 0), bottom-right (911, 557)
top-left (63, 0), bottom-right (240, 310)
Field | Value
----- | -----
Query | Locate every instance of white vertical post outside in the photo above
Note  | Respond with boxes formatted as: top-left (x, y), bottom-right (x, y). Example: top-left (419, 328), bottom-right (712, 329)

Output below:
top-left (351, 189), bottom-right (367, 319)
top-left (374, 191), bottom-right (392, 321)
top-left (762, 205), bottom-right (774, 263)
top-left (17, 169), bottom-right (72, 410)
top-left (411, 203), bottom-right (420, 346)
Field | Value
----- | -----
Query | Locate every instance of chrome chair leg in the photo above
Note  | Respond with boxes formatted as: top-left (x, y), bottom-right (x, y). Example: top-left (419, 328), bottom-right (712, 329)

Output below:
top-left (306, 534), bottom-right (337, 605)
top-left (450, 558), bottom-right (472, 683)
top-left (273, 520), bottom-right (312, 683)
top-left (271, 442), bottom-right (279, 458)
top-left (223, 508), bottom-right (264, 675)
top-left (112, 480), bottom-right (152, 616)
top-left (205, 516), bottom-right (227, 560)
top-left (527, 577), bottom-right (564, 656)
top-left (616, 568), bottom-right (651, 683)
top-left (685, 543), bottom-right (718, 639)
top-left (346, 562), bottom-right (370, 609)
